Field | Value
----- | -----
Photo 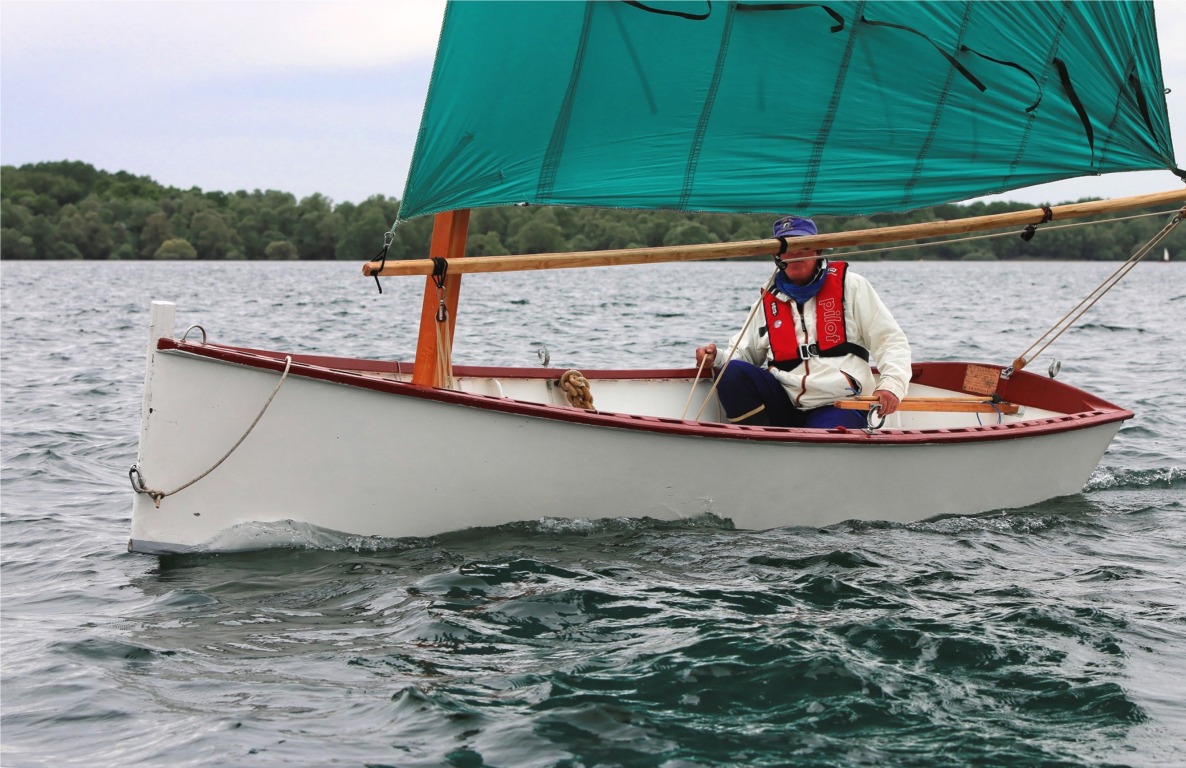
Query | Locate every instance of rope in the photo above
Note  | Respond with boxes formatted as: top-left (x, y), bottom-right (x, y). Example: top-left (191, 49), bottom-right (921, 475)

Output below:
top-left (1008, 207), bottom-right (1183, 373)
top-left (435, 315), bottom-right (454, 389)
top-left (132, 356), bottom-right (293, 508)
top-left (559, 369), bottom-right (595, 410)
top-left (680, 353), bottom-right (711, 420)
top-left (430, 257), bottom-right (455, 389)
top-left (694, 271), bottom-right (779, 421)
top-left (835, 208), bottom-right (1178, 260)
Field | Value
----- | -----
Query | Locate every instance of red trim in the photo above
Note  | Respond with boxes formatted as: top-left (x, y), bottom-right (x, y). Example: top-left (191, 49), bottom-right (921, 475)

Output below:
top-left (765, 260), bottom-right (849, 361)
top-left (156, 339), bottom-right (1131, 445)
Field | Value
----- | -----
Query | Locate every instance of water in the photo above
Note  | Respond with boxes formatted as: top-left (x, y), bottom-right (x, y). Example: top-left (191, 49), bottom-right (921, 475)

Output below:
top-left (2, 259), bottom-right (1184, 767)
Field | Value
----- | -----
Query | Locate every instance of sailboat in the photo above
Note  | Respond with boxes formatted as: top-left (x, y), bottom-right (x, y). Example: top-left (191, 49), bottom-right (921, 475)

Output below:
top-left (128, 1), bottom-right (1185, 554)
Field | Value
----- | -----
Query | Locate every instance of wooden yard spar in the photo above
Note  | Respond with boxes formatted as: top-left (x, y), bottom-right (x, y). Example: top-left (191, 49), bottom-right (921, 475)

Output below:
top-left (373, 189), bottom-right (1186, 390)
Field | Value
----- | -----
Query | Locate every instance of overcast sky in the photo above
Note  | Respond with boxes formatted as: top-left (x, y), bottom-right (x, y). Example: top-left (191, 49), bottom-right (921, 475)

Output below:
top-left (3, 0), bottom-right (1184, 208)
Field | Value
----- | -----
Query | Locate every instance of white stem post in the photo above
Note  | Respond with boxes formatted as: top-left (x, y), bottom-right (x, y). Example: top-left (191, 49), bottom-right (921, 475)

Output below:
top-left (138, 302), bottom-right (176, 459)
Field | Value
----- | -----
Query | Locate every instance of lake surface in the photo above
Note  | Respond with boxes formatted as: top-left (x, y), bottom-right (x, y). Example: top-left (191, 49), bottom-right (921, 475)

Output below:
top-left (2, 259), bottom-right (1184, 767)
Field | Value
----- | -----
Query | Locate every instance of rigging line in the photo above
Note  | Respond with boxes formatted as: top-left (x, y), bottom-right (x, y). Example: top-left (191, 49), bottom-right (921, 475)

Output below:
top-left (1012, 209), bottom-right (1183, 369)
top-left (1016, 211), bottom-right (1181, 359)
top-left (429, 256), bottom-right (455, 389)
top-left (694, 271), bottom-right (779, 422)
top-left (435, 312), bottom-right (455, 390)
top-left (133, 356), bottom-right (293, 508)
top-left (680, 351), bottom-right (712, 421)
top-left (832, 208), bottom-right (1178, 259)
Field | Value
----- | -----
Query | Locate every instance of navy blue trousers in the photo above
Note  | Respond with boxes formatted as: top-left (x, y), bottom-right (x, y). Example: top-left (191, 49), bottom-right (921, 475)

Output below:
top-left (714, 361), bottom-right (867, 429)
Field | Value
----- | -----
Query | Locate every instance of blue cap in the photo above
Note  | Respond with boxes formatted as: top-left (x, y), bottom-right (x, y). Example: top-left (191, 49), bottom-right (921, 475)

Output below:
top-left (772, 216), bottom-right (817, 239)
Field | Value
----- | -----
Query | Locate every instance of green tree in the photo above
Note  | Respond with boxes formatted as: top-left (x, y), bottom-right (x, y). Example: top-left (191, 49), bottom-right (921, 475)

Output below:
top-left (154, 238), bottom-right (197, 260)
top-left (189, 209), bottom-right (240, 260)
top-left (48, 240), bottom-right (83, 259)
top-left (293, 193), bottom-right (339, 259)
top-left (466, 231), bottom-right (510, 256)
top-left (1, 228), bottom-right (37, 259)
top-left (662, 221), bottom-right (714, 247)
top-left (264, 240), bottom-right (299, 260)
top-left (6, 160), bottom-right (1181, 262)
top-left (56, 201), bottom-right (113, 259)
top-left (335, 207), bottom-right (391, 261)
top-left (139, 211), bottom-right (173, 259)
top-left (510, 216), bottom-right (566, 254)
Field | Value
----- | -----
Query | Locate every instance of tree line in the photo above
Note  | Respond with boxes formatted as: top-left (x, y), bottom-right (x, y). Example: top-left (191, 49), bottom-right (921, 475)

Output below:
top-left (2, 160), bottom-right (1181, 262)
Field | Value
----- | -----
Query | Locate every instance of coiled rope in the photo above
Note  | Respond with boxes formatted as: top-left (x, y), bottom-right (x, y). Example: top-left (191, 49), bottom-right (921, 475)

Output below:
top-left (131, 356), bottom-right (293, 507)
top-left (560, 369), bottom-right (595, 410)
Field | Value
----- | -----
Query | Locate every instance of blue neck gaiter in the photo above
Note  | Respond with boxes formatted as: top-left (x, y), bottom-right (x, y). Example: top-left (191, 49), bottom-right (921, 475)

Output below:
top-left (775, 260), bottom-right (827, 304)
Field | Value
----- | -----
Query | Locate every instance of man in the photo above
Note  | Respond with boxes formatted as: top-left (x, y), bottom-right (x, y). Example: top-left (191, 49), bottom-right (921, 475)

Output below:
top-left (695, 215), bottom-right (911, 428)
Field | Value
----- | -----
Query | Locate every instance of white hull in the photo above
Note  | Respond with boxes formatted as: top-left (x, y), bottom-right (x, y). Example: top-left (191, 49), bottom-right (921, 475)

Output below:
top-left (130, 303), bottom-right (1129, 554)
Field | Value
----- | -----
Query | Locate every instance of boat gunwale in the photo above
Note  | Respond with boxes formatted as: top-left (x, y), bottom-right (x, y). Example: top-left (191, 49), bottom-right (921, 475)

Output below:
top-left (156, 338), bottom-right (1132, 446)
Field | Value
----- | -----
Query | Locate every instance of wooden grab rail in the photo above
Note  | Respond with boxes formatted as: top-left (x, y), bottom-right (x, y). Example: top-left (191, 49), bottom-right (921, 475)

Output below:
top-left (834, 397), bottom-right (1020, 414)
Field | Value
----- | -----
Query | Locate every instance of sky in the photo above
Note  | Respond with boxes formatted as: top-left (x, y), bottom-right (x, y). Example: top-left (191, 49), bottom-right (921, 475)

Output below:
top-left (2, 0), bottom-right (1185, 208)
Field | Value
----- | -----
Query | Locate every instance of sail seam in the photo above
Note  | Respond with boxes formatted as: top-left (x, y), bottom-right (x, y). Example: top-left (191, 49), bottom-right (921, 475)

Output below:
top-left (902, 4), bottom-right (975, 207)
top-left (801, 1), bottom-right (864, 207)
top-left (538, 2), bottom-right (597, 203)
top-left (1097, 61), bottom-right (1132, 173)
top-left (680, 2), bottom-right (737, 210)
top-left (1003, 1), bottom-right (1070, 186)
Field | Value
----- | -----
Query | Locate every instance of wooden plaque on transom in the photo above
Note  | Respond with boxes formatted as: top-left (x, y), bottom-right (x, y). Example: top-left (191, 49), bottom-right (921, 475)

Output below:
top-left (962, 364), bottom-right (1001, 396)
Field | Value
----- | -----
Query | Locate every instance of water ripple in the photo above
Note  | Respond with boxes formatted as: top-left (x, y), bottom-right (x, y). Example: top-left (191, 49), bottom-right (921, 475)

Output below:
top-left (3, 261), bottom-right (1185, 767)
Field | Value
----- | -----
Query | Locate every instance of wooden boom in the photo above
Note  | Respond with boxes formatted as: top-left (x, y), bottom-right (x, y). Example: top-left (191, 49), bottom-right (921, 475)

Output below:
top-left (364, 189), bottom-right (1186, 278)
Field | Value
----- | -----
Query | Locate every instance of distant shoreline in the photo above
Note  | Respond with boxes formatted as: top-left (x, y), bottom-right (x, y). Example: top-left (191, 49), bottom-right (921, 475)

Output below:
top-left (4, 161), bottom-right (1182, 262)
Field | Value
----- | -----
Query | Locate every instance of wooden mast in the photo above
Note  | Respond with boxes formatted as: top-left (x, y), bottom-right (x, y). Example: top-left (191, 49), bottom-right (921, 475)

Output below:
top-left (411, 210), bottom-right (470, 387)
top-left (365, 189), bottom-right (1186, 278)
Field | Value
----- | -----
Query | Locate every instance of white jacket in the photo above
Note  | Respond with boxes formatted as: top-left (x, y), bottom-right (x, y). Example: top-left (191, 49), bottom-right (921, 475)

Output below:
top-left (713, 265), bottom-right (912, 410)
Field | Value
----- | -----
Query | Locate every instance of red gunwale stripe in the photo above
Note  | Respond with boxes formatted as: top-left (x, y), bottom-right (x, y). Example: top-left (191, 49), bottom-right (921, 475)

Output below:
top-left (156, 339), bottom-right (1132, 445)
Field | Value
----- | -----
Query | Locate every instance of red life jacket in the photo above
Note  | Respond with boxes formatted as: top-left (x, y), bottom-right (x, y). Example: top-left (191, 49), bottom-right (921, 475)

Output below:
top-left (762, 260), bottom-right (870, 371)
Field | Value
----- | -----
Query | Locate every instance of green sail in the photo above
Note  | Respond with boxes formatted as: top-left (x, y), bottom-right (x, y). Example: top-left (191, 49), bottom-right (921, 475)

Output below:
top-left (398, 0), bottom-right (1177, 222)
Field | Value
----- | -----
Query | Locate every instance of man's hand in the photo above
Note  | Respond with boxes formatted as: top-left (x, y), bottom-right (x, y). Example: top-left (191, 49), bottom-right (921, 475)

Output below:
top-left (695, 344), bottom-right (717, 368)
top-left (874, 388), bottom-right (900, 416)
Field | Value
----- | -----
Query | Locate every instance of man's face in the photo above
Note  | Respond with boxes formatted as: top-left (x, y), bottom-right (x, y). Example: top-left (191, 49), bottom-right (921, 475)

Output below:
top-left (782, 250), bottom-right (821, 286)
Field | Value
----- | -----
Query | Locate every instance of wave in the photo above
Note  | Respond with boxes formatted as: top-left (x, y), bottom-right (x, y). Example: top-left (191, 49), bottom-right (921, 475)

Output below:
top-left (1085, 466), bottom-right (1183, 491)
top-left (170, 513), bottom-right (739, 557)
